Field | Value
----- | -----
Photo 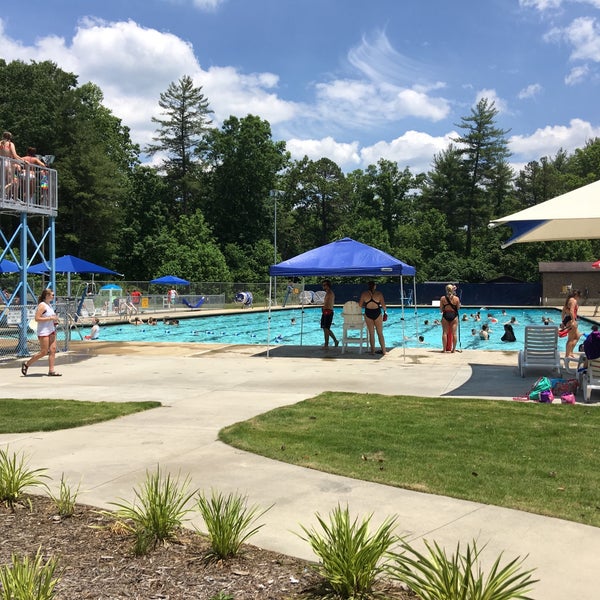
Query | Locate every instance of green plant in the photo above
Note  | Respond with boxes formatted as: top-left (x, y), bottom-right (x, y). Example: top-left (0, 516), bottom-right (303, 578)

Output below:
top-left (48, 474), bottom-right (80, 517)
top-left (0, 447), bottom-right (49, 509)
top-left (0, 547), bottom-right (61, 600)
top-left (196, 490), bottom-right (271, 559)
top-left (209, 593), bottom-right (234, 600)
top-left (107, 466), bottom-right (196, 555)
top-left (389, 539), bottom-right (538, 600)
top-left (297, 504), bottom-right (398, 599)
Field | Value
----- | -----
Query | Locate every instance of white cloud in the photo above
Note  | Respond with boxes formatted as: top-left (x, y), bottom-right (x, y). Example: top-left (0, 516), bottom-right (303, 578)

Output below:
top-left (286, 137), bottom-right (361, 170)
top-left (565, 63), bottom-right (591, 83)
top-left (518, 83), bottom-right (543, 98)
top-left (159, 0), bottom-right (227, 10)
top-left (0, 17), bottom-right (301, 149)
top-left (313, 79), bottom-right (449, 131)
top-left (192, 0), bottom-right (227, 9)
top-left (285, 130), bottom-right (456, 174)
top-left (475, 89), bottom-right (509, 114)
top-left (509, 118), bottom-right (600, 160)
top-left (564, 16), bottom-right (600, 61)
top-left (308, 30), bottom-right (450, 133)
top-left (359, 130), bottom-right (456, 173)
top-left (519, 0), bottom-right (563, 10)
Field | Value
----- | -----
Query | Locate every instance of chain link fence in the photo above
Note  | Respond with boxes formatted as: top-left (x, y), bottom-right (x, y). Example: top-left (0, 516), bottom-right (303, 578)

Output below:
top-left (0, 280), bottom-right (308, 361)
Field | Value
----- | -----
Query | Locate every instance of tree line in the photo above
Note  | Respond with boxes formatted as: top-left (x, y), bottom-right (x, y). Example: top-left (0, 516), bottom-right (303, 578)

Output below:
top-left (1, 59), bottom-right (598, 284)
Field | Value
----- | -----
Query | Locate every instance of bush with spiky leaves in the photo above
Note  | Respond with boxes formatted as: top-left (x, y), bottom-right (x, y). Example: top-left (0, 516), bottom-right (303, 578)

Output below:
top-left (388, 538), bottom-right (538, 600)
top-left (0, 447), bottom-right (49, 509)
top-left (107, 466), bottom-right (196, 555)
top-left (48, 474), bottom-right (80, 517)
top-left (298, 504), bottom-right (399, 599)
top-left (196, 490), bottom-right (271, 559)
top-left (0, 547), bottom-right (60, 600)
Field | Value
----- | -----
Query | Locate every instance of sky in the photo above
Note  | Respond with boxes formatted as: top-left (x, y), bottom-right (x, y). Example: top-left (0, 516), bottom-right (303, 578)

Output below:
top-left (2, 0), bottom-right (600, 174)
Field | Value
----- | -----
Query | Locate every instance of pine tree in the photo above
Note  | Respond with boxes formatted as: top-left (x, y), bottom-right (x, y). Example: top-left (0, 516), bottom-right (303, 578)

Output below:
top-left (146, 75), bottom-right (213, 216)
top-left (452, 98), bottom-right (512, 256)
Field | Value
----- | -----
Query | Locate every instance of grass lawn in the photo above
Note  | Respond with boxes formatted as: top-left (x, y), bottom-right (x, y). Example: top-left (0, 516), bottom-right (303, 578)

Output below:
top-left (220, 392), bottom-right (600, 527)
top-left (0, 398), bottom-right (161, 433)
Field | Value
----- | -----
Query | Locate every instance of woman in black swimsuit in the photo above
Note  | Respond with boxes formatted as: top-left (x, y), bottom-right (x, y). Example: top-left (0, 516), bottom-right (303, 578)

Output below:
top-left (359, 281), bottom-right (387, 355)
top-left (440, 284), bottom-right (460, 352)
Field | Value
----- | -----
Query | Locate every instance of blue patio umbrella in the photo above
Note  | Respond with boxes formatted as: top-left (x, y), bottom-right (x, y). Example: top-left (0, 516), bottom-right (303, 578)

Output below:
top-left (100, 283), bottom-right (122, 290)
top-left (99, 283), bottom-right (123, 307)
top-left (150, 275), bottom-right (190, 286)
top-left (0, 258), bottom-right (19, 273)
top-left (28, 254), bottom-right (122, 295)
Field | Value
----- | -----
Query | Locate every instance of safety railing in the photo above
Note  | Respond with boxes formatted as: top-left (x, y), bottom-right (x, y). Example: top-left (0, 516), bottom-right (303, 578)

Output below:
top-left (0, 156), bottom-right (58, 215)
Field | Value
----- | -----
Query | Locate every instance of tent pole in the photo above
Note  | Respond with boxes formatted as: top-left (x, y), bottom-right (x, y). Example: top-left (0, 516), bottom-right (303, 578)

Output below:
top-left (400, 276), bottom-right (406, 362)
top-left (267, 277), bottom-right (272, 358)
top-left (300, 278), bottom-right (305, 346)
top-left (413, 277), bottom-right (419, 340)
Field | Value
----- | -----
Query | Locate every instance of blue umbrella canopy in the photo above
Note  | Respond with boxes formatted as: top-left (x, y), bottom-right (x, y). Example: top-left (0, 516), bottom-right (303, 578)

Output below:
top-left (0, 258), bottom-right (19, 273)
top-left (100, 283), bottom-right (122, 290)
top-left (28, 254), bottom-right (120, 275)
top-left (150, 275), bottom-right (190, 286)
top-left (269, 237), bottom-right (416, 277)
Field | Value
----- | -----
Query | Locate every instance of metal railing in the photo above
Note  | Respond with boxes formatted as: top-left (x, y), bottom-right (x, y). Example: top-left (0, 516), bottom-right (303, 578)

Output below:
top-left (0, 156), bottom-right (58, 215)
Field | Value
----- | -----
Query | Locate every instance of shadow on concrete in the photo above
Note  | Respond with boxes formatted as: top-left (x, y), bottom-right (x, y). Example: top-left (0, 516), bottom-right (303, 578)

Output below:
top-left (443, 363), bottom-right (534, 398)
top-left (252, 345), bottom-right (385, 359)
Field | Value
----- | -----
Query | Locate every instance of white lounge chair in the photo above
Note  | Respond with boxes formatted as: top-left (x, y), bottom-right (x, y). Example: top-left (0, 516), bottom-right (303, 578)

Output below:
top-left (518, 325), bottom-right (561, 377)
top-left (312, 290), bottom-right (326, 305)
top-left (582, 357), bottom-right (600, 403)
top-left (341, 301), bottom-right (366, 354)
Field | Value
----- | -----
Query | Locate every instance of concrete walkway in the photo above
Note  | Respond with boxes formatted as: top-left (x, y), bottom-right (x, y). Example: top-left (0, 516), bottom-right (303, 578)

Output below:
top-left (1, 342), bottom-right (599, 599)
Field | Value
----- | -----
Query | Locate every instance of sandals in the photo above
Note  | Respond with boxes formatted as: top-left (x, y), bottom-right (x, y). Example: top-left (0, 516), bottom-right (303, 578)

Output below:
top-left (21, 363), bottom-right (28, 376)
top-left (47, 372), bottom-right (62, 377)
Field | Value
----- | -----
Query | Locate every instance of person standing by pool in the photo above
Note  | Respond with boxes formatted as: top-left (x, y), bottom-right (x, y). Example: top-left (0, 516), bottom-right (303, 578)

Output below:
top-left (440, 284), bottom-right (460, 352)
top-left (359, 281), bottom-right (387, 355)
top-left (21, 289), bottom-right (61, 377)
top-left (320, 280), bottom-right (338, 348)
top-left (561, 290), bottom-right (582, 358)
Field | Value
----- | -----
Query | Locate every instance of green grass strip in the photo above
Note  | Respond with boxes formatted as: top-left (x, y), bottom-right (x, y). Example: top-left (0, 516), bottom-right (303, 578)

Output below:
top-left (0, 398), bottom-right (161, 433)
top-left (220, 392), bottom-right (600, 527)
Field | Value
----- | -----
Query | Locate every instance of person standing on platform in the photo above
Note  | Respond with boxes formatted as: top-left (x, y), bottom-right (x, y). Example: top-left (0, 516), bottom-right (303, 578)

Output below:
top-left (440, 284), bottom-right (460, 352)
top-left (320, 280), bottom-right (338, 348)
top-left (561, 290), bottom-right (582, 358)
top-left (359, 281), bottom-right (387, 355)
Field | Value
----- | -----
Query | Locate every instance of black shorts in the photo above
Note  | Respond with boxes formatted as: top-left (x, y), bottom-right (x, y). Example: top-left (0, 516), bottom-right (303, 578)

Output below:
top-left (321, 311), bottom-right (334, 329)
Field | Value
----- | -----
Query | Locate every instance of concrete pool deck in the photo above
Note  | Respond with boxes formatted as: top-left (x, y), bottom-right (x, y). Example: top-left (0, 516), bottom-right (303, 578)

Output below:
top-left (1, 334), bottom-right (599, 599)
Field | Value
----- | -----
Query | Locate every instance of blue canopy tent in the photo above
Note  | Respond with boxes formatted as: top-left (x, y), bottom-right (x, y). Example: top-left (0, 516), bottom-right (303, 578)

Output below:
top-left (28, 254), bottom-right (122, 296)
top-left (268, 238), bottom-right (417, 357)
top-left (0, 259), bottom-right (20, 306)
top-left (149, 275), bottom-right (190, 286)
top-left (0, 258), bottom-right (19, 273)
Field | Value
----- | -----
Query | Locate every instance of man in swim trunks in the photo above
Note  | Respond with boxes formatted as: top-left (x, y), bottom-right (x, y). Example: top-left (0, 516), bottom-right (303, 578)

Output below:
top-left (440, 283), bottom-right (460, 352)
top-left (320, 280), bottom-right (339, 348)
top-left (358, 281), bottom-right (387, 355)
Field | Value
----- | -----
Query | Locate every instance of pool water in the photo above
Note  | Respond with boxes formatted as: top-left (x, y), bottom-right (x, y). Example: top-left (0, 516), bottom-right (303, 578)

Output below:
top-left (92, 307), bottom-right (593, 351)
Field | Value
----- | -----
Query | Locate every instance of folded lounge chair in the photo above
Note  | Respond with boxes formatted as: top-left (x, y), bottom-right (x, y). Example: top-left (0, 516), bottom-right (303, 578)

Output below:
top-left (518, 325), bottom-right (561, 377)
top-left (182, 297), bottom-right (206, 309)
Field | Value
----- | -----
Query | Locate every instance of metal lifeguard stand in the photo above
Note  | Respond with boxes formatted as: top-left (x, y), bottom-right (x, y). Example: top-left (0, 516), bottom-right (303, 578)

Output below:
top-left (0, 156), bottom-right (59, 356)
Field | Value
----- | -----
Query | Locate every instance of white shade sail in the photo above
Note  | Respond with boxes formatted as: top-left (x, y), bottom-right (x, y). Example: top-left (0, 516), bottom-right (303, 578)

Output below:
top-left (490, 179), bottom-right (600, 247)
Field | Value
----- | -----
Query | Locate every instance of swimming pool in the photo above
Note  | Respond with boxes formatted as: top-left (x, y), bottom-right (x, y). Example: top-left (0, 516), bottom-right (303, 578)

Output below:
top-left (90, 307), bottom-right (596, 351)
